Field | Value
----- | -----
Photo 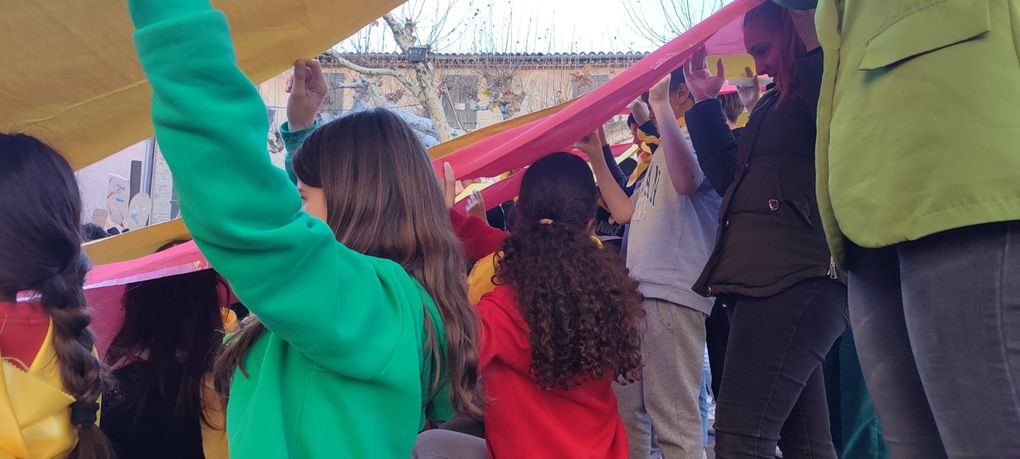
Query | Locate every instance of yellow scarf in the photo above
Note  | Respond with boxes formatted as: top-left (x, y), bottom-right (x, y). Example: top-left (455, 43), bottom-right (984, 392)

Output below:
top-left (626, 117), bottom-right (686, 188)
top-left (0, 322), bottom-right (76, 459)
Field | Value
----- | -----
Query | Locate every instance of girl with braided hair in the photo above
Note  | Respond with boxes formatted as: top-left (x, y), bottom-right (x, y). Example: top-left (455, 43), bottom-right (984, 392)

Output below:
top-left (0, 133), bottom-right (114, 459)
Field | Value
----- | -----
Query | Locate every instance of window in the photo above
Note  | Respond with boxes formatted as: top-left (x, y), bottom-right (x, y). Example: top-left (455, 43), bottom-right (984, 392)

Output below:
top-left (442, 75), bottom-right (479, 130)
top-left (322, 72), bottom-right (346, 113)
top-left (571, 74), bottom-right (610, 98)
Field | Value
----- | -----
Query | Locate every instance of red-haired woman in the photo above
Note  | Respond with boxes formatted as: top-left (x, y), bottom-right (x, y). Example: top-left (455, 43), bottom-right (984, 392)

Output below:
top-left (682, 2), bottom-right (846, 457)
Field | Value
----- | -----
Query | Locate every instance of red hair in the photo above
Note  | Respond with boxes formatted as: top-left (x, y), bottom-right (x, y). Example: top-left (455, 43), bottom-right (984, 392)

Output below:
top-left (744, 2), bottom-right (806, 104)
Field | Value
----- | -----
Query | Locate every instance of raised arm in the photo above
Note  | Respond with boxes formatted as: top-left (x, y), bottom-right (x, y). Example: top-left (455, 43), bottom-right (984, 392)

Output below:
top-left (597, 126), bottom-right (628, 188)
top-left (281, 59), bottom-right (327, 184)
top-left (789, 8), bottom-right (823, 122)
top-left (683, 46), bottom-right (739, 195)
top-left (577, 132), bottom-right (634, 224)
top-left (450, 209), bottom-right (507, 262)
top-left (647, 75), bottom-right (703, 195)
top-left (129, 0), bottom-right (416, 377)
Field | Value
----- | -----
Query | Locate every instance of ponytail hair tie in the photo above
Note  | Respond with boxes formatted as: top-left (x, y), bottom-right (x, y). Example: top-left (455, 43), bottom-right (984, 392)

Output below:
top-left (69, 400), bottom-right (99, 427)
top-left (538, 218), bottom-right (554, 225)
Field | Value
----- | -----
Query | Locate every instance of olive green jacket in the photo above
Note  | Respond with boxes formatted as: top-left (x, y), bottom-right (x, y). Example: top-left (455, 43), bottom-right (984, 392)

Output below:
top-left (814, 0), bottom-right (1020, 265)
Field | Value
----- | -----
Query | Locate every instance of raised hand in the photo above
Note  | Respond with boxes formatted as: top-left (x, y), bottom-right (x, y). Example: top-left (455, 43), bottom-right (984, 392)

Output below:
top-left (629, 99), bottom-right (651, 125)
top-left (574, 131), bottom-right (603, 159)
top-left (736, 66), bottom-right (761, 113)
top-left (466, 190), bottom-right (487, 221)
top-left (286, 59), bottom-right (328, 131)
top-left (440, 162), bottom-right (457, 209)
top-left (648, 74), bottom-right (672, 104)
top-left (683, 45), bottom-right (726, 103)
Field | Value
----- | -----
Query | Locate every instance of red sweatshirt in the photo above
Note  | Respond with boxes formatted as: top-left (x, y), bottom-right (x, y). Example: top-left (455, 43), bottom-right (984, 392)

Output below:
top-left (0, 301), bottom-right (49, 368)
top-left (477, 286), bottom-right (629, 459)
top-left (449, 210), bottom-right (506, 263)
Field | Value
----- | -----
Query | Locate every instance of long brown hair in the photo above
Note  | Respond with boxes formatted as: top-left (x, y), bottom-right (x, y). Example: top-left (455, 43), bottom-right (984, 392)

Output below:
top-left (213, 109), bottom-right (482, 417)
top-left (0, 133), bottom-right (115, 458)
top-left (744, 1), bottom-right (806, 103)
top-left (496, 153), bottom-right (644, 390)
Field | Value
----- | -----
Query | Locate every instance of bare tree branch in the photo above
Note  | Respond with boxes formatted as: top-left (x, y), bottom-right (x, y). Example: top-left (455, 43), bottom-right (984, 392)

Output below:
top-left (331, 55), bottom-right (424, 100)
top-left (622, 0), bottom-right (727, 46)
top-left (382, 13), bottom-right (417, 52)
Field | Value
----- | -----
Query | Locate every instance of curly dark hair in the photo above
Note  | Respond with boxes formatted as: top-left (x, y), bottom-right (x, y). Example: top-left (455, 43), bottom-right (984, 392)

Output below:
top-left (496, 152), bottom-right (644, 390)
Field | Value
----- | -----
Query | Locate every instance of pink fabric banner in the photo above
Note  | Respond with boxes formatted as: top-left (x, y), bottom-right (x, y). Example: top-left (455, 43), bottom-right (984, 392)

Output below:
top-left (433, 0), bottom-right (762, 181)
top-left (82, 241), bottom-right (211, 355)
top-left (451, 143), bottom-right (635, 212)
top-left (85, 241), bottom-right (210, 290)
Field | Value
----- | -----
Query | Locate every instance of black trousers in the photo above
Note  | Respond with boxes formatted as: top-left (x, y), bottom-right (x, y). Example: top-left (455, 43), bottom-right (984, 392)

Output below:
top-left (714, 278), bottom-right (848, 459)
top-left (706, 298), bottom-right (730, 398)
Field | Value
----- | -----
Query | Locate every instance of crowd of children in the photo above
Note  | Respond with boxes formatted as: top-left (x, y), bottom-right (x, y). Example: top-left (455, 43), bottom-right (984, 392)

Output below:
top-left (3, 0), bottom-right (1020, 458)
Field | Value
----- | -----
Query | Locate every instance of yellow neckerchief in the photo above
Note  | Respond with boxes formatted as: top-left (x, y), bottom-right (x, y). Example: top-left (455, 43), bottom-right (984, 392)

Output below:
top-left (467, 236), bottom-right (604, 304)
top-left (626, 141), bottom-right (655, 189)
top-left (626, 117), bottom-right (686, 188)
top-left (0, 321), bottom-right (76, 459)
top-left (198, 308), bottom-right (236, 459)
top-left (200, 373), bottom-right (229, 459)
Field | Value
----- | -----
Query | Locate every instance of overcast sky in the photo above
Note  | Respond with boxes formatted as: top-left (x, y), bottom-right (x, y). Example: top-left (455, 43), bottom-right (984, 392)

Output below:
top-left (337, 0), bottom-right (733, 54)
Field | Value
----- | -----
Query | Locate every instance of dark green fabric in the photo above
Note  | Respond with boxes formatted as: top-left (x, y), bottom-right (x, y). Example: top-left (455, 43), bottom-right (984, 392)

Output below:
top-left (823, 329), bottom-right (889, 459)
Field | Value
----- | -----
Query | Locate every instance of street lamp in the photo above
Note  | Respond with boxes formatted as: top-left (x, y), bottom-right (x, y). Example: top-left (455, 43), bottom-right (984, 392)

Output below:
top-left (408, 45), bottom-right (430, 64)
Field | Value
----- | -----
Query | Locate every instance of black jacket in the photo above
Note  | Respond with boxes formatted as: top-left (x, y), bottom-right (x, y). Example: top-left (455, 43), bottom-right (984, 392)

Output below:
top-left (685, 49), bottom-right (837, 298)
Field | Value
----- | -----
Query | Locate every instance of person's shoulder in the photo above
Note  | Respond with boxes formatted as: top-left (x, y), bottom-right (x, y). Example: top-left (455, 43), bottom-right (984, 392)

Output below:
top-left (478, 285), bottom-right (515, 308)
top-left (477, 286), bottom-right (520, 321)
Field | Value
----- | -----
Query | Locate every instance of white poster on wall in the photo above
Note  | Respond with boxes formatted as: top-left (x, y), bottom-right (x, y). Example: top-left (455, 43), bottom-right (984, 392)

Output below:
top-left (106, 174), bottom-right (130, 230)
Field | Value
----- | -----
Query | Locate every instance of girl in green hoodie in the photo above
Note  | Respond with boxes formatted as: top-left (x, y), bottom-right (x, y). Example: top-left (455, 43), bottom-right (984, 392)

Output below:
top-left (127, 1), bottom-right (481, 457)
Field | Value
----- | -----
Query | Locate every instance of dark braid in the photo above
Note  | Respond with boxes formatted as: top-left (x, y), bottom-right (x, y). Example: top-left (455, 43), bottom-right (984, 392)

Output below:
top-left (0, 133), bottom-right (114, 459)
top-left (37, 253), bottom-right (115, 459)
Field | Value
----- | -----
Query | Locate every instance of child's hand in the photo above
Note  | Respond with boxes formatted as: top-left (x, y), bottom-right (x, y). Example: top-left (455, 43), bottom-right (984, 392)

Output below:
top-left (648, 74), bottom-right (672, 104)
top-left (628, 99), bottom-right (651, 125)
top-left (286, 60), bottom-right (328, 131)
top-left (737, 67), bottom-right (761, 113)
top-left (440, 162), bottom-right (457, 209)
top-left (574, 132), bottom-right (603, 159)
top-left (466, 190), bottom-right (487, 221)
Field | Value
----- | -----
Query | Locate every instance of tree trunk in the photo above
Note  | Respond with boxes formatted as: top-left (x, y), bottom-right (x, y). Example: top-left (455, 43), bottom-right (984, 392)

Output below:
top-left (413, 63), bottom-right (451, 142)
top-left (382, 14), bottom-right (452, 142)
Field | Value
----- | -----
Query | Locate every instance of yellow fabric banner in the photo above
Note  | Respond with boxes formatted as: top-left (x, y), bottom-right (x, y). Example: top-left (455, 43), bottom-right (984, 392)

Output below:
top-left (83, 218), bottom-right (190, 265)
top-left (1, 0), bottom-right (404, 170)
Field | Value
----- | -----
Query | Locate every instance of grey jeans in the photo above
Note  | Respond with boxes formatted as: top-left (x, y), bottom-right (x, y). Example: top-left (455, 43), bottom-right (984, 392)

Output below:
top-left (412, 429), bottom-right (486, 459)
top-left (615, 298), bottom-right (707, 459)
top-left (847, 221), bottom-right (1020, 458)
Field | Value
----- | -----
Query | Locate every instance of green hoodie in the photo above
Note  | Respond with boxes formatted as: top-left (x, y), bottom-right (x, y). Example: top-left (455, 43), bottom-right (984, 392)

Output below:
top-left (280, 121), bottom-right (454, 426)
top-left (129, 1), bottom-right (440, 457)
